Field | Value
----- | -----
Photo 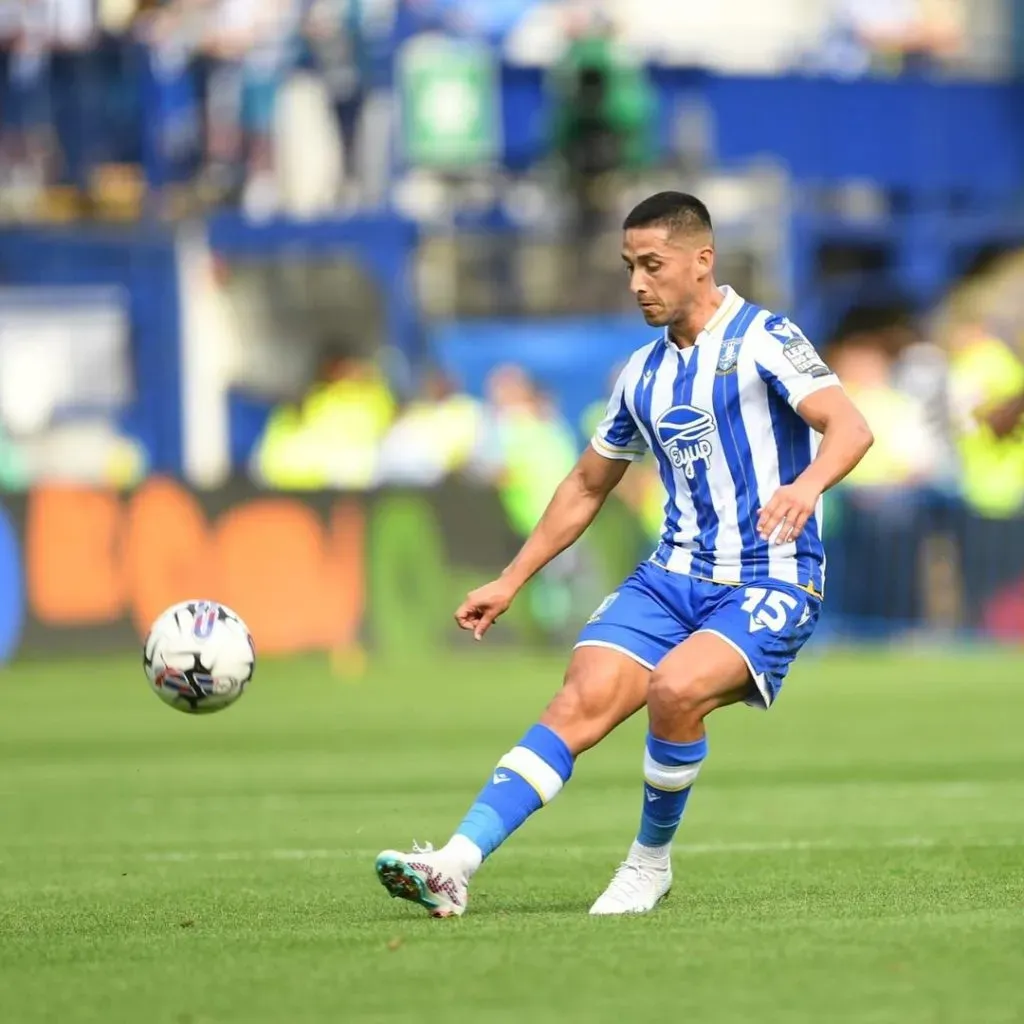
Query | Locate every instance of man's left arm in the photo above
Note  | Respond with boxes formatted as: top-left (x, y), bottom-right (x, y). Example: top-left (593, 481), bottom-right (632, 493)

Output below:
top-left (757, 386), bottom-right (874, 545)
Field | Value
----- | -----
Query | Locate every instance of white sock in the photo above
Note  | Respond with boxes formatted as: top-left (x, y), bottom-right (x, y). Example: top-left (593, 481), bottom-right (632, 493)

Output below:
top-left (443, 834), bottom-right (484, 877)
top-left (631, 839), bottom-right (671, 866)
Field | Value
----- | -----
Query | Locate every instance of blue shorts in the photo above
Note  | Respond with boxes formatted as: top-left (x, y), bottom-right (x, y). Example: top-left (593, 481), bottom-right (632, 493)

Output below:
top-left (575, 561), bottom-right (820, 708)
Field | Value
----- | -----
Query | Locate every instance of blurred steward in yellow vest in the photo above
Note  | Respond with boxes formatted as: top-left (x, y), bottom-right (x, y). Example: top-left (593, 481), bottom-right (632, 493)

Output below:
top-left (254, 353), bottom-right (395, 490)
top-left (376, 370), bottom-right (485, 487)
top-left (948, 324), bottom-right (1024, 518)
top-left (830, 340), bottom-right (938, 489)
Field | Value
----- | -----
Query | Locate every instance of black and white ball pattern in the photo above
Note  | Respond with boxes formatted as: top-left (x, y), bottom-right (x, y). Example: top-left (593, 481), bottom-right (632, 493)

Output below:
top-left (144, 601), bottom-right (255, 714)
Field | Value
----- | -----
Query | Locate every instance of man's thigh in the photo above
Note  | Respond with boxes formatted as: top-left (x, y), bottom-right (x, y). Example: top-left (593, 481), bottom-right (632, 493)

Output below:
top-left (541, 645), bottom-right (650, 756)
top-left (545, 563), bottom-right (691, 754)
top-left (574, 562), bottom-right (689, 672)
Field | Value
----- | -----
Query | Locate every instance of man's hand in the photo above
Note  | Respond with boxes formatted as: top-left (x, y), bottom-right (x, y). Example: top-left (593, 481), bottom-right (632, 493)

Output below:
top-left (455, 578), bottom-right (520, 641)
top-left (757, 480), bottom-right (821, 545)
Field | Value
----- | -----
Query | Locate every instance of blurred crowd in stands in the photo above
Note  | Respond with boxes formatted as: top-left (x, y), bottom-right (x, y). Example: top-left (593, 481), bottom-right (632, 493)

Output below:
top-left (0, 0), bottom-right (997, 220)
top-left (233, 246), bottom-right (1024, 636)
top-left (0, 0), bottom-right (1021, 638)
top-left (2, 244), bottom-right (1024, 637)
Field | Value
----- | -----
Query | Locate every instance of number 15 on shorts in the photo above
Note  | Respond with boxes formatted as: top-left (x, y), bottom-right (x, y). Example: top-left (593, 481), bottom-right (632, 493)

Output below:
top-left (741, 587), bottom-right (809, 633)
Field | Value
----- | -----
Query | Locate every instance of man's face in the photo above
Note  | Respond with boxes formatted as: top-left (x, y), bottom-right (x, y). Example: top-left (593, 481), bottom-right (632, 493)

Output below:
top-left (622, 225), bottom-right (713, 327)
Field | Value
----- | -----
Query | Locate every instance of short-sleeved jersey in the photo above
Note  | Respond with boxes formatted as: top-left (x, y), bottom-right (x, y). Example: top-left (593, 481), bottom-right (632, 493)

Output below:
top-left (592, 286), bottom-right (840, 595)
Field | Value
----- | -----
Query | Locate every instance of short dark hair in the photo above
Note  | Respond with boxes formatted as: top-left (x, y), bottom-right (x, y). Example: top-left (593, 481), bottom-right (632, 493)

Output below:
top-left (623, 192), bottom-right (713, 237)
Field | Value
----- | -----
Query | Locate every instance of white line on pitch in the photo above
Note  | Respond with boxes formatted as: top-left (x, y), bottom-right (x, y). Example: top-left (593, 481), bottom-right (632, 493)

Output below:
top-left (3, 836), bottom-right (1019, 868)
top-left (135, 836), bottom-right (1022, 863)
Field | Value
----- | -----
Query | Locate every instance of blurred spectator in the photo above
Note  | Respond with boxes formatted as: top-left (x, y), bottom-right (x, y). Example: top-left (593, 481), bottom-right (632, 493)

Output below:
top-left (548, 6), bottom-right (654, 307)
top-left (253, 349), bottom-right (395, 490)
top-left (833, 302), bottom-right (953, 485)
top-left (198, 0), bottom-right (303, 218)
top-left (476, 363), bottom-right (585, 635)
top-left (884, 309), bottom-right (957, 487)
top-left (945, 319), bottom-right (1024, 627)
top-left (827, 335), bottom-right (937, 631)
top-left (819, 0), bottom-right (964, 77)
top-left (303, 0), bottom-right (364, 204)
top-left (137, 0), bottom-right (204, 194)
top-left (375, 367), bottom-right (485, 486)
top-left (550, 7), bottom-right (654, 234)
top-left (947, 319), bottom-right (1024, 517)
top-left (832, 337), bottom-right (938, 487)
top-left (0, 0), bottom-right (100, 211)
top-left (479, 363), bottom-right (576, 537)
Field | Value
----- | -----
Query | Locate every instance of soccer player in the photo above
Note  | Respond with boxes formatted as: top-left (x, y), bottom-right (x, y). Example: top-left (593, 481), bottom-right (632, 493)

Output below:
top-left (375, 192), bottom-right (873, 917)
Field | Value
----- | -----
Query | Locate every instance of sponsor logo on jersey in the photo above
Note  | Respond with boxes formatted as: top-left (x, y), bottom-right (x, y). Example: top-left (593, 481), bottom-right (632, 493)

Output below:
top-left (655, 405), bottom-right (716, 479)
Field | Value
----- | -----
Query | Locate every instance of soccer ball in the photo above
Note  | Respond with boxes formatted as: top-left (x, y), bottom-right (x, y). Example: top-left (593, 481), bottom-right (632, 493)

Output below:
top-left (144, 600), bottom-right (255, 715)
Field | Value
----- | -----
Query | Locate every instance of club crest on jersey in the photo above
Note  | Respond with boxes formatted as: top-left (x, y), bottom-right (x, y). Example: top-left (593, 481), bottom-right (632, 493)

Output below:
top-left (655, 405), bottom-right (716, 479)
top-left (716, 337), bottom-right (743, 375)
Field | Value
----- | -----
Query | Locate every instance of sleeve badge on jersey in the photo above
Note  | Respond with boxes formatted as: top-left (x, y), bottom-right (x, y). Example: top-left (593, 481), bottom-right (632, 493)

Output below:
top-left (783, 338), bottom-right (832, 378)
top-left (766, 316), bottom-right (832, 378)
top-left (716, 337), bottom-right (743, 375)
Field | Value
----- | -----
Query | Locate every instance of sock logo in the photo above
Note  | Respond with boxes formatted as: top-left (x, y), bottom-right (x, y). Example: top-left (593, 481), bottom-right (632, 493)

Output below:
top-left (492, 771), bottom-right (512, 785)
top-left (645, 789), bottom-right (661, 803)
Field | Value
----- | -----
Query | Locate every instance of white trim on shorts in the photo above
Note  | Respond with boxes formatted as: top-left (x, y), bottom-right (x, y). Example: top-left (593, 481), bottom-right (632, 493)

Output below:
top-left (695, 629), bottom-right (772, 711)
top-left (573, 640), bottom-right (655, 671)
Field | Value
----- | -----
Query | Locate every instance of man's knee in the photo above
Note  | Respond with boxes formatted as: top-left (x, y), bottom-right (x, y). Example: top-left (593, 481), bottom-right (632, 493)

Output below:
top-left (649, 634), bottom-right (755, 734)
top-left (648, 667), bottom-right (719, 727)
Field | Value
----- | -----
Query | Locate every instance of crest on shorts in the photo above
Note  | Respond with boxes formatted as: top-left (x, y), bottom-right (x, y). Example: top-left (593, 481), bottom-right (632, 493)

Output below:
top-left (588, 592), bottom-right (619, 624)
top-left (716, 337), bottom-right (743, 375)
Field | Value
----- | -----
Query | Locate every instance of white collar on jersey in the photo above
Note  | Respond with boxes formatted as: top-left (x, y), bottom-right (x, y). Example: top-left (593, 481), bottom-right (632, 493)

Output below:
top-left (662, 285), bottom-right (745, 349)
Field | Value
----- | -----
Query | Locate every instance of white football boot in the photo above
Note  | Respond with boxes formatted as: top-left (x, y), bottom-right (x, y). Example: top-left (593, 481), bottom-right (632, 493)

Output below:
top-left (375, 842), bottom-right (470, 918)
top-left (589, 843), bottom-right (673, 916)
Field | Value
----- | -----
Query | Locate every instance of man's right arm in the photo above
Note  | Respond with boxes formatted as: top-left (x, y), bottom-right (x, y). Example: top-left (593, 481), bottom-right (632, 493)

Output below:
top-left (502, 447), bottom-right (630, 589)
top-left (455, 448), bottom-right (629, 639)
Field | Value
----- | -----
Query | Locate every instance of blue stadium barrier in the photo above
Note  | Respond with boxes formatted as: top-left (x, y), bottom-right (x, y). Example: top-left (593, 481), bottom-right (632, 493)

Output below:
top-left (502, 66), bottom-right (1024, 197)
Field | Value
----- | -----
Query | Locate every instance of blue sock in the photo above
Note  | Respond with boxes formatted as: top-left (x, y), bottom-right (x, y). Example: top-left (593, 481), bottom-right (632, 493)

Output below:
top-left (637, 732), bottom-right (708, 849)
top-left (454, 724), bottom-right (574, 859)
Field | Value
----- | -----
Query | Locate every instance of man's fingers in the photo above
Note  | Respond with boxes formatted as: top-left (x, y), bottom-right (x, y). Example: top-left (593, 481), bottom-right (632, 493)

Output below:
top-left (769, 508), bottom-right (795, 543)
top-left (758, 504), bottom-right (787, 541)
top-left (778, 506), bottom-right (812, 544)
top-left (756, 498), bottom-right (784, 536)
top-left (773, 510), bottom-right (793, 544)
top-left (473, 608), bottom-right (499, 641)
top-left (787, 508), bottom-right (811, 543)
top-left (455, 601), bottom-right (481, 630)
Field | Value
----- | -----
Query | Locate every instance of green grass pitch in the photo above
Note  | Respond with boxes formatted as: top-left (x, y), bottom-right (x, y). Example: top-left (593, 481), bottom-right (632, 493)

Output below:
top-left (1, 647), bottom-right (1023, 1023)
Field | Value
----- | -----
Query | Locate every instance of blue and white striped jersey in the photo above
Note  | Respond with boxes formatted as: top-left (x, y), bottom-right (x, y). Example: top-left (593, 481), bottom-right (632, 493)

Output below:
top-left (592, 287), bottom-right (840, 595)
